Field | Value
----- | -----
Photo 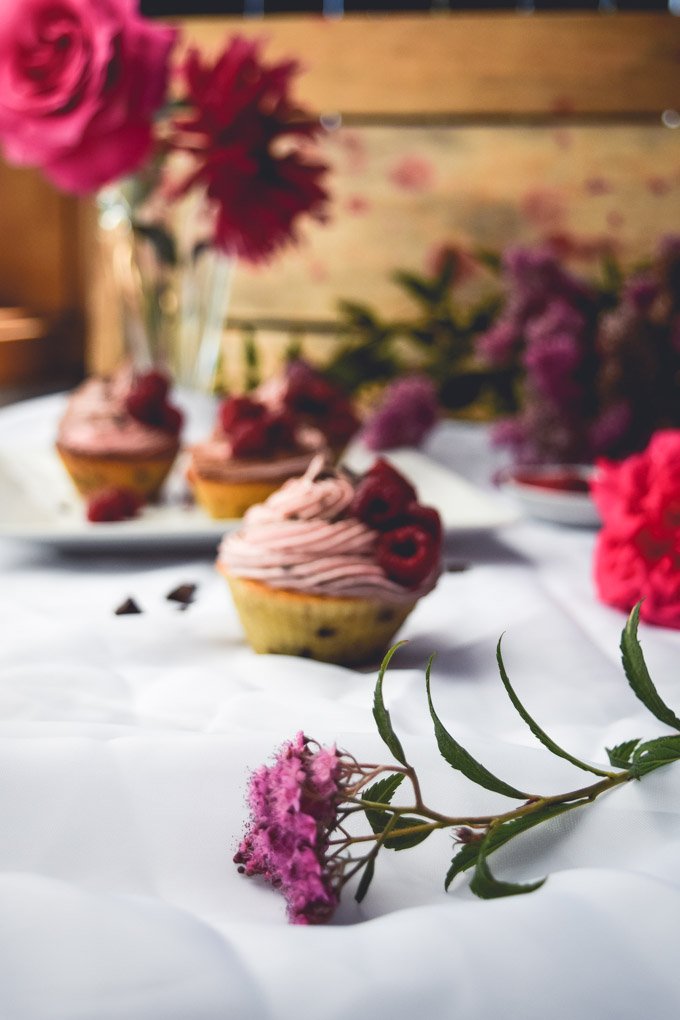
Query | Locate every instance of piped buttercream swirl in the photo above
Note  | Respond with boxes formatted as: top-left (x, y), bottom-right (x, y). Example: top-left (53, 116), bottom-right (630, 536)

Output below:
top-left (218, 457), bottom-right (439, 603)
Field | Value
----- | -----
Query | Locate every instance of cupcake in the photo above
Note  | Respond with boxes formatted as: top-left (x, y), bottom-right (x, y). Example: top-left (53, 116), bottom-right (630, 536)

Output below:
top-left (188, 394), bottom-right (327, 520)
top-left (217, 456), bottom-right (442, 665)
top-left (56, 367), bottom-right (183, 500)
top-left (256, 359), bottom-right (359, 459)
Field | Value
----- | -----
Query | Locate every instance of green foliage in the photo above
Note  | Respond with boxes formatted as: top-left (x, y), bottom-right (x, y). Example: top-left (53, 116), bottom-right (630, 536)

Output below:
top-left (360, 601), bottom-right (680, 910)
top-left (325, 251), bottom-right (513, 417)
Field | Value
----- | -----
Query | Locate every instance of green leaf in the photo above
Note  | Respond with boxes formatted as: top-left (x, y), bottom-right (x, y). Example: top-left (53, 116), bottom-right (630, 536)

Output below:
top-left (445, 841), bottom-right (482, 890)
top-left (362, 772), bottom-right (405, 809)
top-left (630, 735), bottom-right (680, 778)
top-left (425, 656), bottom-right (529, 800)
top-left (606, 739), bottom-right (641, 769)
top-left (496, 637), bottom-right (611, 777)
top-left (468, 801), bottom-right (588, 900)
top-left (392, 270), bottom-right (440, 307)
top-left (469, 853), bottom-right (546, 899)
top-left (621, 603), bottom-right (680, 732)
top-left (354, 857), bottom-right (375, 903)
top-left (445, 801), bottom-right (584, 893)
top-left (131, 222), bottom-right (177, 266)
top-left (372, 643), bottom-right (409, 766)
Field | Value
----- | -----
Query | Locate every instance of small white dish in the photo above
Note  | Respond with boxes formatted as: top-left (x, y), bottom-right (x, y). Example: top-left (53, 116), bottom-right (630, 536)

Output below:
top-left (497, 464), bottom-right (600, 528)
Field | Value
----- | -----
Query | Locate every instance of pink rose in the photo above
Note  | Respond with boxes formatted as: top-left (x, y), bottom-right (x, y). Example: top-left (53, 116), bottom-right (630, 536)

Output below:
top-left (0, 0), bottom-right (176, 193)
top-left (593, 429), bottom-right (680, 630)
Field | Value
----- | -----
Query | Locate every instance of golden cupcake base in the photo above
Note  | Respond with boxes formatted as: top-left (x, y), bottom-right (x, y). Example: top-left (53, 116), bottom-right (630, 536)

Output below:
top-left (56, 444), bottom-right (178, 500)
top-left (190, 473), bottom-right (283, 520)
top-left (222, 573), bottom-right (416, 666)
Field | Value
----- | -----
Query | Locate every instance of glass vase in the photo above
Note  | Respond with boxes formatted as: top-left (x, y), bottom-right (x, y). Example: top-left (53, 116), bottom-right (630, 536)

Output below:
top-left (96, 169), bottom-right (234, 392)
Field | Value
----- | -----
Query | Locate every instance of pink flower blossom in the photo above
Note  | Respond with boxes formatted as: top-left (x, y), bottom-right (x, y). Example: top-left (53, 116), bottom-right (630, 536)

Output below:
top-left (172, 36), bottom-right (329, 264)
top-left (592, 430), bottom-right (680, 629)
top-left (0, 0), bottom-right (176, 193)
top-left (362, 376), bottom-right (440, 451)
top-left (234, 732), bottom-right (342, 924)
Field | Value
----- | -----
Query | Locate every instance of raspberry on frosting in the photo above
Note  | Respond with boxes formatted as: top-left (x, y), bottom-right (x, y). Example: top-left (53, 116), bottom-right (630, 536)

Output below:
top-left (218, 395), bottom-right (302, 459)
top-left (125, 369), bottom-right (183, 435)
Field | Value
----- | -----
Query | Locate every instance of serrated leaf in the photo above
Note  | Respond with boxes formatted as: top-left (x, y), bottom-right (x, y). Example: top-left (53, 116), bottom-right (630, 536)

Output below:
top-left (630, 735), bottom-right (680, 778)
top-left (425, 656), bottom-right (529, 800)
top-left (354, 857), bottom-right (375, 903)
top-left (445, 841), bottom-right (482, 890)
top-left (621, 604), bottom-right (680, 732)
top-left (469, 853), bottom-right (546, 899)
top-left (445, 801), bottom-right (584, 892)
top-left (372, 643), bottom-right (408, 766)
top-left (362, 772), bottom-right (405, 808)
top-left (606, 738), bottom-right (641, 769)
top-left (496, 638), bottom-right (611, 777)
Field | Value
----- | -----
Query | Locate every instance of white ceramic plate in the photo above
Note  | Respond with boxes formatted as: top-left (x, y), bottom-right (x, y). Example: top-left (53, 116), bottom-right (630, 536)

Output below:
top-left (497, 464), bottom-right (601, 527)
top-left (0, 443), bottom-right (518, 549)
top-left (341, 444), bottom-right (519, 532)
top-left (0, 446), bottom-right (232, 550)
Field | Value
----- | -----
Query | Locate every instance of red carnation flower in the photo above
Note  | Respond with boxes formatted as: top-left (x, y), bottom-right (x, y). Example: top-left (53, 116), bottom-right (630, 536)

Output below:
top-left (172, 36), bottom-right (330, 264)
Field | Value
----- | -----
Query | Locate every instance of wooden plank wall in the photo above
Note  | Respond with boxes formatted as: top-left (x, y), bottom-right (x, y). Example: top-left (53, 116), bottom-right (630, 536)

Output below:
top-left (0, 12), bottom-right (678, 385)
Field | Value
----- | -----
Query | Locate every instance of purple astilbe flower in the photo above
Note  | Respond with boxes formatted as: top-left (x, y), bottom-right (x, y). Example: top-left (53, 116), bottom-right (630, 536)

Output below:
top-left (234, 732), bottom-right (343, 924)
top-left (523, 333), bottom-right (583, 407)
top-left (361, 375), bottom-right (440, 451)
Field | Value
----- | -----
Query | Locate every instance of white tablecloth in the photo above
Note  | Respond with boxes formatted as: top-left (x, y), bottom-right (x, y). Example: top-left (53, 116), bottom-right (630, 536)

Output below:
top-left (1, 396), bottom-right (679, 1020)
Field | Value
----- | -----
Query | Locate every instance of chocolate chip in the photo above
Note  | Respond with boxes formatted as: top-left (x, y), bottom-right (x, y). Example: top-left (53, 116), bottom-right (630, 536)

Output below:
top-left (166, 583), bottom-right (197, 607)
top-left (445, 561), bottom-right (470, 573)
top-left (376, 608), bottom-right (394, 622)
top-left (297, 648), bottom-right (313, 658)
top-left (115, 597), bottom-right (142, 616)
top-left (316, 627), bottom-right (336, 638)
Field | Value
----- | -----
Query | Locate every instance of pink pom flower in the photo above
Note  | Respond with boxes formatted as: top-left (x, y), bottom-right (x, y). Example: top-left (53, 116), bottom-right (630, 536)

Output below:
top-left (0, 0), bottom-right (177, 193)
top-left (234, 732), bottom-right (342, 924)
top-left (592, 430), bottom-right (680, 629)
top-left (362, 375), bottom-right (440, 451)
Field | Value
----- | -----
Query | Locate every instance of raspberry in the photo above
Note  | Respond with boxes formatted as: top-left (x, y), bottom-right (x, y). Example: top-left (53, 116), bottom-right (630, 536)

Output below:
top-left (125, 370), bottom-right (181, 435)
top-left (87, 488), bottom-right (143, 523)
top-left (401, 502), bottom-right (442, 544)
top-left (219, 396), bottom-right (266, 434)
top-left (376, 524), bottom-right (439, 587)
top-left (230, 417), bottom-right (271, 457)
top-left (351, 476), bottom-right (412, 530)
top-left (351, 460), bottom-right (418, 530)
top-left (366, 459), bottom-right (417, 503)
top-left (161, 404), bottom-right (183, 436)
top-left (266, 411), bottom-right (296, 451)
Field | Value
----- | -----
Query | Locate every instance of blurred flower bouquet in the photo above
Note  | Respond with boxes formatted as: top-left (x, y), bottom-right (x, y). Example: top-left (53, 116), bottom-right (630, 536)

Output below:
top-left (477, 239), bottom-right (680, 465)
top-left (0, 0), bottom-right (329, 387)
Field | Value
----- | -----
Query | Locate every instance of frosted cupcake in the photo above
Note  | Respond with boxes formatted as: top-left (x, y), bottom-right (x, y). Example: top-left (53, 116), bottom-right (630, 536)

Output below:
top-left (56, 367), bottom-right (183, 499)
top-left (188, 394), bottom-right (326, 520)
top-left (217, 456), bottom-right (441, 665)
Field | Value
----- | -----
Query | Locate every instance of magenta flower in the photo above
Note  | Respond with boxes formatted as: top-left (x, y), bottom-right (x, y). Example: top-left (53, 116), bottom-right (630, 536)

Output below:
top-left (234, 732), bottom-right (343, 924)
top-left (0, 0), bottom-right (177, 193)
top-left (362, 375), bottom-right (439, 451)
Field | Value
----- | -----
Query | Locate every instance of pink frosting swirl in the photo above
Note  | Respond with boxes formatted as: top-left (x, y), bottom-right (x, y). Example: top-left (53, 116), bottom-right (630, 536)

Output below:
top-left (57, 369), bottom-right (179, 459)
top-left (218, 457), bottom-right (438, 603)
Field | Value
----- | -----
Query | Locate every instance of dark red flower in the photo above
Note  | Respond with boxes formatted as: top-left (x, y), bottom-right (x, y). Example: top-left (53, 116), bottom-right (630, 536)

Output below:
top-left (172, 36), bottom-right (330, 264)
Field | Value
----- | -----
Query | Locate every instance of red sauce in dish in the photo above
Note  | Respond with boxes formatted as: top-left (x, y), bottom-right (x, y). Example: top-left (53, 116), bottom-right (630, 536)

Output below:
top-left (513, 470), bottom-right (591, 494)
